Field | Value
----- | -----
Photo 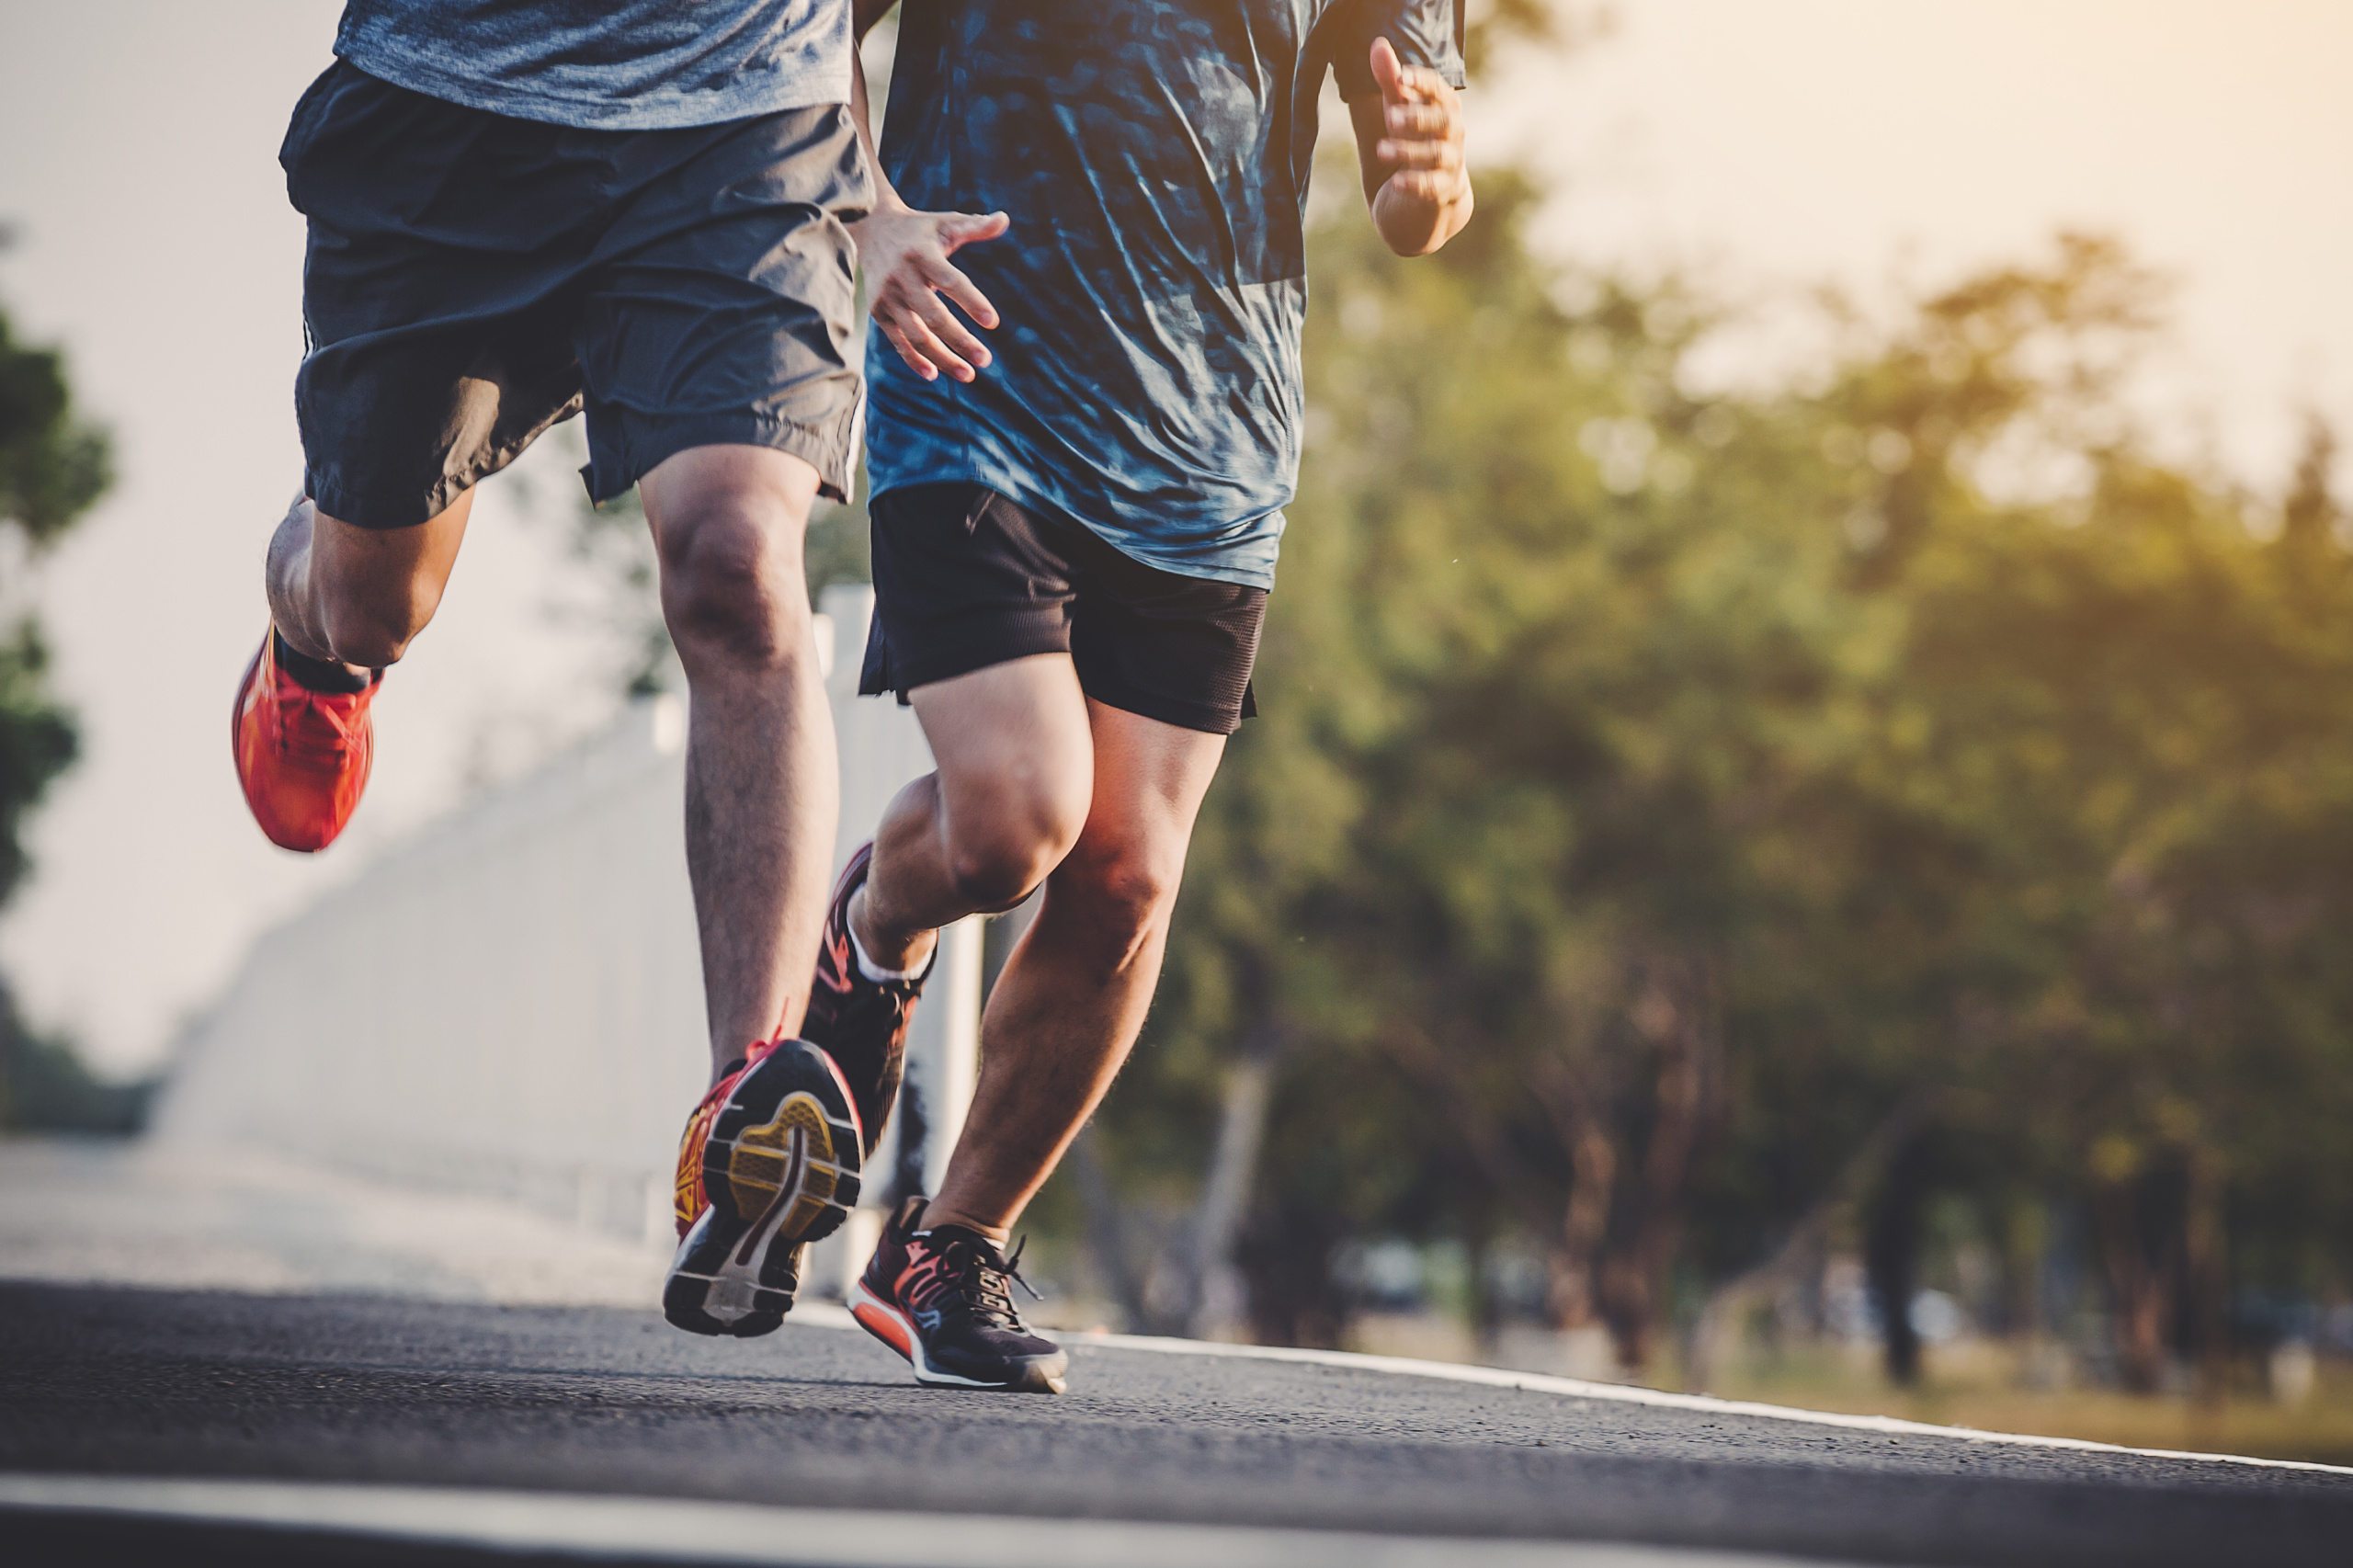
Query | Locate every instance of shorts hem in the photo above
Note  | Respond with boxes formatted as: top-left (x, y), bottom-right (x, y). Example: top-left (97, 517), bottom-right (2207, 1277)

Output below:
top-left (858, 619), bottom-right (1070, 700)
top-left (587, 404), bottom-right (861, 506)
top-left (307, 398), bottom-right (577, 528)
top-left (859, 642), bottom-right (1247, 736)
top-left (307, 477), bottom-right (433, 532)
top-left (1082, 684), bottom-right (1249, 737)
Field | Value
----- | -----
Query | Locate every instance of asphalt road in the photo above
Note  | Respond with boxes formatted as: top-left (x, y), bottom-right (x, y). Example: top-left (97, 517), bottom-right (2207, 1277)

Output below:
top-left (3, 1282), bottom-right (2347, 1567)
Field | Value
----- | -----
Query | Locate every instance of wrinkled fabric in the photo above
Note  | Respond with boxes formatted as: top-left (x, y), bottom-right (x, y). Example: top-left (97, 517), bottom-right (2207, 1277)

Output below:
top-left (285, 62), bottom-right (870, 526)
top-left (334, 0), bottom-right (854, 130)
top-left (867, 0), bottom-right (1464, 589)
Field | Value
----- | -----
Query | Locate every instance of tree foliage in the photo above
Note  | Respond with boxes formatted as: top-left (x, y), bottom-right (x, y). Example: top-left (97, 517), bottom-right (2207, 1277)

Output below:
top-left (1092, 166), bottom-right (2353, 1388)
top-left (0, 297), bottom-right (107, 909)
top-left (0, 290), bottom-right (127, 1131)
top-left (0, 309), bottom-right (112, 552)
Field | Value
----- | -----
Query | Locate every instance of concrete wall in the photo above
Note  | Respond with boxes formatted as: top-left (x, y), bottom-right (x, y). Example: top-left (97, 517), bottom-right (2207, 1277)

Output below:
top-left (156, 586), bottom-right (978, 1293)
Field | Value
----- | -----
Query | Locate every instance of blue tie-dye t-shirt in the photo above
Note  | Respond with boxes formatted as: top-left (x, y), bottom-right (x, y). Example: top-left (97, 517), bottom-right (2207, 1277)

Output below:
top-left (865, 0), bottom-right (1464, 589)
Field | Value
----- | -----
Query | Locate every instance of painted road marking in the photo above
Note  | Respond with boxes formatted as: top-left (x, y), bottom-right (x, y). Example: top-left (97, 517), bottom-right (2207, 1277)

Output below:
top-left (0, 1474), bottom-right (1836, 1568)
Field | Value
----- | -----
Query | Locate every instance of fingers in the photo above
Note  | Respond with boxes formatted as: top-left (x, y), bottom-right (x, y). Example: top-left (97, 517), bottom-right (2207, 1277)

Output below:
top-left (1370, 36), bottom-right (1407, 101)
top-left (939, 210), bottom-right (1012, 254)
top-left (922, 252), bottom-right (1001, 332)
top-left (1385, 167), bottom-right (1461, 204)
top-left (878, 301), bottom-right (975, 383)
top-left (1375, 133), bottom-right (1462, 173)
top-left (870, 262), bottom-right (993, 381)
top-left (1371, 57), bottom-right (1464, 187)
top-left (857, 207), bottom-right (1010, 382)
top-left (1382, 101), bottom-right (1450, 137)
top-left (880, 320), bottom-right (942, 381)
top-left (912, 280), bottom-right (995, 371)
top-left (1391, 66), bottom-right (1453, 105)
top-left (877, 290), bottom-right (989, 382)
top-left (902, 315), bottom-right (976, 381)
top-left (1371, 37), bottom-right (1454, 103)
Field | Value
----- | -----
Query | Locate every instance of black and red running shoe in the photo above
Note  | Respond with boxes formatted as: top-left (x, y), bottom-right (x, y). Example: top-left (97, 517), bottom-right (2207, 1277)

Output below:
top-left (802, 842), bottom-right (933, 1154)
top-left (849, 1196), bottom-right (1068, 1393)
top-left (665, 1036), bottom-right (863, 1337)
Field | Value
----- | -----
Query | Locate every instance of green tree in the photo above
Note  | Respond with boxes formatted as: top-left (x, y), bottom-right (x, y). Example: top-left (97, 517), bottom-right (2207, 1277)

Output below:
top-left (1086, 163), bottom-right (2353, 1403)
top-left (0, 288), bottom-right (137, 1131)
top-left (0, 301), bottom-right (108, 904)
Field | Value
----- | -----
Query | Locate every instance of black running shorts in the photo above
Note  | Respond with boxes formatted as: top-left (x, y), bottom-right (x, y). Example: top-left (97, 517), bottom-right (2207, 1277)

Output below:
top-left (281, 61), bottom-right (870, 528)
top-left (859, 483), bottom-right (1266, 736)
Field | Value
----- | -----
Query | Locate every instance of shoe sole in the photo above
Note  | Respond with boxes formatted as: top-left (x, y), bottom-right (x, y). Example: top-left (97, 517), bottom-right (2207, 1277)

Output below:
top-left (847, 1278), bottom-right (1068, 1393)
top-left (664, 1041), bottom-right (864, 1337)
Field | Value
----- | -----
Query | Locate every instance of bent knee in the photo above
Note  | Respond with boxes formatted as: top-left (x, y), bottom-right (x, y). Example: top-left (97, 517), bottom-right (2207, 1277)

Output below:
top-left (942, 791), bottom-right (1089, 910)
top-left (1057, 839), bottom-right (1185, 940)
top-left (658, 504), bottom-right (811, 673)
top-left (319, 578), bottom-right (440, 668)
top-left (944, 829), bottom-right (1074, 911)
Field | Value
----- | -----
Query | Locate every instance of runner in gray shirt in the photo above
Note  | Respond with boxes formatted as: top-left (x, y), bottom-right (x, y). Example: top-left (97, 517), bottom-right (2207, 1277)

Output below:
top-left (231, 1), bottom-right (882, 1339)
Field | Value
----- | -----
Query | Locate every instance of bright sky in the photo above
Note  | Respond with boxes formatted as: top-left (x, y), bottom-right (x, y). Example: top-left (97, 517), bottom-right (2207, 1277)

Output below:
top-left (1, 1), bottom-right (2347, 1076)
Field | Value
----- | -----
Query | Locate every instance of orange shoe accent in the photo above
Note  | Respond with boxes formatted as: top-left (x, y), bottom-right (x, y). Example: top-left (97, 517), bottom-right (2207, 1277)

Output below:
top-left (672, 1037), bottom-right (786, 1239)
top-left (849, 1292), bottom-right (914, 1358)
top-left (231, 630), bottom-right (380, 853)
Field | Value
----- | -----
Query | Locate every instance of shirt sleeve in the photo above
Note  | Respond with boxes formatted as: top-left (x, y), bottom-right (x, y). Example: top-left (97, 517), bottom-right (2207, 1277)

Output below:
top-left (1324, 0), bottom-right (1468, 102)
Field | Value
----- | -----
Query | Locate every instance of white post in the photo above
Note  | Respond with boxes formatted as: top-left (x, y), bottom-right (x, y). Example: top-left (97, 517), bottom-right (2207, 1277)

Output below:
top-left (896, 914), bottom-right (983, 1199)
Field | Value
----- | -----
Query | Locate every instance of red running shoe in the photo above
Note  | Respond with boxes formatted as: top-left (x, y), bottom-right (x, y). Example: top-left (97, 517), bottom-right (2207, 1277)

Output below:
top-left (231, 629), bottom-right (381, 853)
top-left (665, 1036), bottom-right (864, 1337)
top-left (850, 1195), bottom-right (1067, 1392)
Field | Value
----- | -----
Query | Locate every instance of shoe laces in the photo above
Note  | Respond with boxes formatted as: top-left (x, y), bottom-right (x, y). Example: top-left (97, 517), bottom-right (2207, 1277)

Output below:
top-left (915, 1232), bottom-right (1042, 1328)
top-left (273, 685), bottom-right (362, 771)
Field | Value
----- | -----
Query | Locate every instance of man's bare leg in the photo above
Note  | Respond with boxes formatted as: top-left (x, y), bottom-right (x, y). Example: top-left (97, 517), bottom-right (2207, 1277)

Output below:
top-left (920, 701), bottom-right (1224, 1239)
top-left (850, 673), bottom-right (1226, 1242)
top-left (851, 654), bottom-right (1097, 974)
top-left (642, 445), bottom-right (838, 1082)
top-left (265, 488), bottom-right (474, 669)
top-left (237, 488), bottom-right (476, 854)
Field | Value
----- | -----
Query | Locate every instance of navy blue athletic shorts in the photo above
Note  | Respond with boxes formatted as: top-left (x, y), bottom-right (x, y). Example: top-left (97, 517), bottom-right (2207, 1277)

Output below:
top-left (281, 60), bottom-right (870, 528)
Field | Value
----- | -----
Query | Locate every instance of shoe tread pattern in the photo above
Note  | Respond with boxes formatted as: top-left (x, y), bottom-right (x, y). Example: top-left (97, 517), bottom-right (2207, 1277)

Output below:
top-left (664, 1041), bottom-right (862, 1337)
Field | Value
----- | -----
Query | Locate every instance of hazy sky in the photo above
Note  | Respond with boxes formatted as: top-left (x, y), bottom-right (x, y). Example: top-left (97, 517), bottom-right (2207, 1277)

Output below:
top-left (2, 1), bottom-right (2347, 1076)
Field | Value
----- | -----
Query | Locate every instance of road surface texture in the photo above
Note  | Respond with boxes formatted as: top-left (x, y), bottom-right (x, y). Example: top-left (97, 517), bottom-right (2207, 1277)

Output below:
top-left (4, 1280), bottom-right (2349, 1568)
top-left (5, 1141), bottom-right (2348, 1565)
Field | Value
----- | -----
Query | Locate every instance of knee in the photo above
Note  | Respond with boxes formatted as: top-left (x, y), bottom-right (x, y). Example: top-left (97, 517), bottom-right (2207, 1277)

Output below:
top-left (944, 794), bottom-right (1088, 912)
top-left (318, 575), bottom-right (440, 668)
top-left (1054, 835), bottom-right (1185, 950)
top-left (658, 501), bottom-right (811, 676)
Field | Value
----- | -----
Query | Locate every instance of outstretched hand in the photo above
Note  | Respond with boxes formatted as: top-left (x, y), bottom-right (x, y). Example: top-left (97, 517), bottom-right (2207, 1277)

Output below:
top-left (1368, 36), bottom-right (1468, 210)
top-left (854, 206), bottom-right (1011, 383)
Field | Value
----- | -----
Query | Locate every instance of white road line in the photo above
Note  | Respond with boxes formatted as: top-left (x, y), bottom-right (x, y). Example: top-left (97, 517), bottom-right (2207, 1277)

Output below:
top-left (0, 1475), bottom-right (1836, 1568)
top-left (790, 1302), bottom-right (2353, 1478)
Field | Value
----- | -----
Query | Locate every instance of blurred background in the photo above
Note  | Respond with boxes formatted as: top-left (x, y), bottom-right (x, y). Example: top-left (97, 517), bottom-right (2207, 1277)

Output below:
top-left (3, 1), bottom-right (2349, 1464)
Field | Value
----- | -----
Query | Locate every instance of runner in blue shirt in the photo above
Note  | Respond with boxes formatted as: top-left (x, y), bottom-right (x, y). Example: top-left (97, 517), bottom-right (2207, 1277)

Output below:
top-left (800, 0), bottom-right (1472, 1392)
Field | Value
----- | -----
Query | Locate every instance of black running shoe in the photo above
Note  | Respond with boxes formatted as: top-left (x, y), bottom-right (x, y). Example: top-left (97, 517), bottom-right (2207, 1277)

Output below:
top-left (664, 1036), bottom-right (864, 1337)
top-left (849, 1195), bottom-right (1068, 1392)
top-left (803, 842), bottom-right (933, 1154)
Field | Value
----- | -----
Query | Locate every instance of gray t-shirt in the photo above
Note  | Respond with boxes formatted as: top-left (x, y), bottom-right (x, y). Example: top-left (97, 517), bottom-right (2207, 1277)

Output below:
top-left (334, 0), bottom-right (854, 130)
